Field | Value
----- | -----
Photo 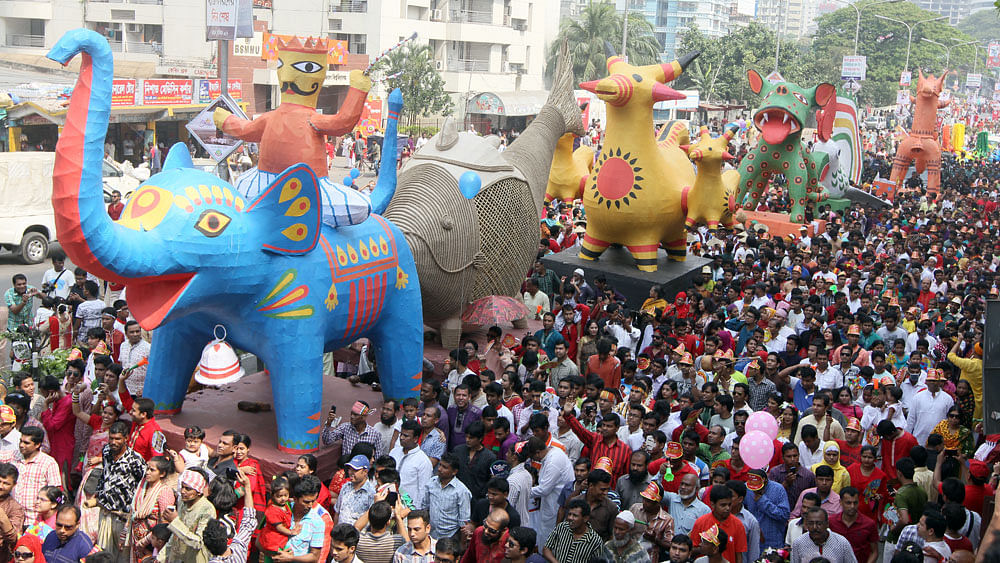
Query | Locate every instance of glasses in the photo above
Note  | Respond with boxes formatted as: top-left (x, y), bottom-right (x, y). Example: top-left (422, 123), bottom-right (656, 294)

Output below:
top-left (13, 553), bottom-right (33, 560)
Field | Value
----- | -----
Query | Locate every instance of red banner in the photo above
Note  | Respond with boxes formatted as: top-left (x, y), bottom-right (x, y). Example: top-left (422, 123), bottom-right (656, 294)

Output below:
top-left (111, 79), bottom-right (137, 107)
top-left (198, 79), bottom-right (243, 103)
top-left (143, 79), bottom-right (194, 105)
top-left (872, 179), bottom-right (897, 202)
top-left (987, 42), bottom-right (1000, 70)
top-left (355, 98), bottom-right (382, 136)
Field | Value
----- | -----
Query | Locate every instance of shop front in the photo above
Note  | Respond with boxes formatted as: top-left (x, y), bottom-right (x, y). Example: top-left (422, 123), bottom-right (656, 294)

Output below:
top-left (465, 91), bottom-right (548, 135)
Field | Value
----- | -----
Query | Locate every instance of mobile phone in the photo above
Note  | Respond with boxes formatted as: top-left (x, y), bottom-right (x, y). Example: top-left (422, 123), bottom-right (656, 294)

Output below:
top-left (225, 467), bottom-right (240, 481)
top-left (945, 449), bottom-right (958, 457)
top-left (386, 491), bottom-right (398, 506)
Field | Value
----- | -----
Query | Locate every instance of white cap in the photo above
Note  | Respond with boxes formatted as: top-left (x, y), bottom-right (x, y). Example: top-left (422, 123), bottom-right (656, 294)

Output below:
top-left (616, 511), bottom-right (635, 527)
top-left (573, 268), bottom-right (585, 277)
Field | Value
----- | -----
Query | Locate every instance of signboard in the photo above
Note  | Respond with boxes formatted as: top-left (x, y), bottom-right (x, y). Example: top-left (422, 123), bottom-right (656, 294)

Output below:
top-left (843, 79), bottom-right (861, 94)
top-left (840, 55), bottom-right (866, 81)
top-left (111, 79), bottom-right (137, 107)
top-left (232, 32), bottom-right (263, 58)
top-left (198, 79), bottom-right (243, 103)
top-left (206, 0), bottom-right (252, 41)
top-left (355, 98), bottom-right (383, 136)
top-left (967, 73), bottom-right (982, 88)
top-left (896, 90), bottom-right (911, 106)
top-left (987, 41), bottom-right (1000, 69)
top-left (653, 90), bottom-right (700, 111)
top-left (872, 178), bottom-right (897, 202)
top-left (252, 0), bottom-right (271, 6)
top-left (185, 95), bottom-right (247, 163)
top-left (262, 33), bottom-right (347, 65)
top-left (766, 71), bottom-right (784, 84)
top-left (155, 65), bottom-right (217, 79)
top-left (469, 92), bottom-right (504, 114)
top-left (143, 79), bottom-right (194, 105)
top-left (899, 71), bottom-right (911, 87)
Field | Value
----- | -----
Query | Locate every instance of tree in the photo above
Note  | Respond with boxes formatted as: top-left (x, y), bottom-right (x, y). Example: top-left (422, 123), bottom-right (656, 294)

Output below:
top-left (956, 11), bottom-right (1000, 44)
top-left (370, 43), bottom-right (453, 126)
top-left (673, 22), bottom-right (809, 105)
top-left (545, 0), bottom-right (662, 82)
top-left (811, 1), bottom-right (975, 106)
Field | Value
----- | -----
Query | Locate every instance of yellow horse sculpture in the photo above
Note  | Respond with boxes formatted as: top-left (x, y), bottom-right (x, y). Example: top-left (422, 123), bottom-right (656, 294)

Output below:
top-left (578, 47), bottom-right (698, 272)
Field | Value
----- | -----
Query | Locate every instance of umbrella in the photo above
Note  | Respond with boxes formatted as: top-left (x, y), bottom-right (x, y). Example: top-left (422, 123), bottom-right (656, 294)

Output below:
top-left (461, 295), bottom-right (529, 326)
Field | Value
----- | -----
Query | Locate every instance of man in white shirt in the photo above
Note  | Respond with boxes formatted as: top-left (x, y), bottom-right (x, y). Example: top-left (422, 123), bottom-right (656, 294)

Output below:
top-left (898, 362), bottom-right (927, 413)
top-left (118, 320), bottom-right (150, 396)
top-left (906, 369), bottom-right (954, 445)
top-left (389, 420), bottom-right (433, 509)
top-left (40, 252), bottom-right (71, 299)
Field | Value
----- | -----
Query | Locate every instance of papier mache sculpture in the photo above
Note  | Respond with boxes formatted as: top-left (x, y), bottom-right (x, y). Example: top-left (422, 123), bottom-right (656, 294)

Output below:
top-left (48, 29), bottom-right (423, 453)
top-left (382, 42), bottom-right (584, 349)
top-left (813, 94), bottom-right (889, 209)
top-left (214, 36), bottom-right (375, 228)
top-left (890, 70), bottom-right (950, 195)
top-left (736, 70), bottom-right (836, 223)
top-left (679, 124), bottom-right (741, 231)
top-left (545, 133), bottom-right (595, 203)
top-left (577, 44), bottom-right (699, 271)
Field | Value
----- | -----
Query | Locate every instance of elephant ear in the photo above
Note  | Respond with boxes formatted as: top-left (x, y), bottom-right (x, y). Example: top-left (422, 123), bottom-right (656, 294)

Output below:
top-left (245, 163), bottom-right (322, 255)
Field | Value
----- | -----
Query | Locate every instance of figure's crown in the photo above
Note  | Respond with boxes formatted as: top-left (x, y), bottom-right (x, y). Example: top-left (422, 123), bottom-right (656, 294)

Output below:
top-left (277, 36), bottom-right (328, 54)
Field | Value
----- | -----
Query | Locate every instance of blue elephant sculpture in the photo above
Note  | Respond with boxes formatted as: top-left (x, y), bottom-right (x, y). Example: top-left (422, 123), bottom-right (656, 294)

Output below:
top-left (48, 29), bottom-right (423, 453)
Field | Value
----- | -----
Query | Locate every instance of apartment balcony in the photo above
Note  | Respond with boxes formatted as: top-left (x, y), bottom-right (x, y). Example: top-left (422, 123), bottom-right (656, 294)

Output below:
top-left (0, 1), bottom-right (52, 20)
top-left (329, 0), bottom-right (367, 13)
top-left (450, 9), bottom-right (492, 24)
top-left (447, 58), bottom-right (489, 72)
top-left (6, 34), bottom-right (45, 47)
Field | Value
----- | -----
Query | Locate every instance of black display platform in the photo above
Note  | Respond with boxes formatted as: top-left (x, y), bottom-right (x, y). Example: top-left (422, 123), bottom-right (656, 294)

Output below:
top-left (542, 247), bottom-right (711, 309)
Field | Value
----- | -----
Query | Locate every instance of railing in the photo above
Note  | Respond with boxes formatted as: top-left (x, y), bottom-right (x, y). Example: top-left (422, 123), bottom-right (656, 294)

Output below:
top-left (329, 0), bottom-right (366, 13)
top-left (126, 41), bottom-right (158, 54)
top-left (450, 9), bottom-right (492, 23)
top-left (6, 34), bottom-right (45, 47)
top-left (448, 58), bottom-right (489, 72)
top-left (107, 39), bottom-right (124, 52)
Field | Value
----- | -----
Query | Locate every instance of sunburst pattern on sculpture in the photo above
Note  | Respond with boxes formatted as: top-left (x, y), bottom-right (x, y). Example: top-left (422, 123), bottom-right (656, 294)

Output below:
top-left (592, 147), bottom-right (643, 209)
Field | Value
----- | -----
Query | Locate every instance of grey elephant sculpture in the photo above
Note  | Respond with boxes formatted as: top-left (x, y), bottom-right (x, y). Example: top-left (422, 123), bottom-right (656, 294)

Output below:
top-left (383, 43), bottom-right (583, 348)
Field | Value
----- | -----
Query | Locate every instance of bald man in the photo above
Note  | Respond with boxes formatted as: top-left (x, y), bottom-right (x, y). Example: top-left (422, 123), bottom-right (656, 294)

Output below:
top-left (461, 509), bottom-right (510, 563)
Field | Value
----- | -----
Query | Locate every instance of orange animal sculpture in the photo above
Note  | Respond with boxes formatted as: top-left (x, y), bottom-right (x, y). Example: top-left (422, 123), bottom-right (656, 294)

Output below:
top-left (890, 69), bottom-right (950, 195)
top-left (578, 46), bottom-right (698, 272)
top-left (680, 124), bottom-right (741, 231)
top-left (545, 133), bottom-right (595, 202)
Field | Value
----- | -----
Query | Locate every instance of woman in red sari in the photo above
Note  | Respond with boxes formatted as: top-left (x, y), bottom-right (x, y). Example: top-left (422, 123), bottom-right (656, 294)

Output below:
top-left (233, 434), bottom-right (267, 511)
top-left (846, 445), bottom-right (887, 521)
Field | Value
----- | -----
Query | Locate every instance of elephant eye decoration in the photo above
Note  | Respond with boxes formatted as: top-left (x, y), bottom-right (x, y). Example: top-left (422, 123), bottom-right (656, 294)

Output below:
top-left (194, 210), bottom-right (232, 238)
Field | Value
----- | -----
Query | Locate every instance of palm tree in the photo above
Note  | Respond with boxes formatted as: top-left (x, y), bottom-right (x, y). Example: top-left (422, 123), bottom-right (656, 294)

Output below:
top-left (546, 0), bottom-right (663, 82)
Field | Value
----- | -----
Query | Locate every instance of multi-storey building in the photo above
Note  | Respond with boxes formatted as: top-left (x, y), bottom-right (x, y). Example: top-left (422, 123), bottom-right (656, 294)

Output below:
top-left (911, 0), bottom-right (994, 25)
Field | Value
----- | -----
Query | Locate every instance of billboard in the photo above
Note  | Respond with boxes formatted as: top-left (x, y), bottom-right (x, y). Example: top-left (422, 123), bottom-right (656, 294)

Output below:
top-left (987, 41), bottom-right (1000, 69)
top-left (206, 0), bottom-right (253, 41)
top-left (198, 79), bottom-right (243, 103)
top-left (840, 55), bottom-right (866, 81)
top-left (111, 79), bottom-right (137, 107)
top-left (143, 79), bottom-right (194, 105)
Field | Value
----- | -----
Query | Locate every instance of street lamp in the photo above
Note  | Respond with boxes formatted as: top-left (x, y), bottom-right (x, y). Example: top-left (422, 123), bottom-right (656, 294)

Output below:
top-left (874, 14), bottom-right (948, 72)
top-left (830, 0), bottom-right (903, 56)
top-left (949, 39), bottom-right (983, 74)
top-left (921, 38), bottom-right (951, 68)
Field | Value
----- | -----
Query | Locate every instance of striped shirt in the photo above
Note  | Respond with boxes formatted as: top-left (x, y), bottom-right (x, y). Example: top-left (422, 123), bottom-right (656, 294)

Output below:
top-left (543, 522), bottom-right (606, 563)
top-left (566, 414), bottom-right (632, 482)
top-left (356, 530), bottom-right (405, 563)
top-left (321, 422), bottom-right (386, 459)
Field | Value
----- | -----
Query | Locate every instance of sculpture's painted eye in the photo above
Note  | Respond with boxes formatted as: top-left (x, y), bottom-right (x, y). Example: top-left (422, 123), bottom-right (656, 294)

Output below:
top-left (194, 210), bottom-right (231, 237)
top-left (291, 61), bottom-right (323, 73)
top-left (276, 58), bottom-right (284, 69)
top-left (792, 92), bottom-right (808, 105)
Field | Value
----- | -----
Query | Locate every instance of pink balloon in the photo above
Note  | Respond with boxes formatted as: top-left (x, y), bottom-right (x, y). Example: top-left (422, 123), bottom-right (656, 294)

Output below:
top-left (746, 411), bottom-right (779, 440)
top-left (740, 430), bottom-right (774, 470)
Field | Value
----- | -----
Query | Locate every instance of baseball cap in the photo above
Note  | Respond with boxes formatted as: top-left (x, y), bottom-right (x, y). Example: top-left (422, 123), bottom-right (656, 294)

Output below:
top-left (346, 455), bottom-right (370, 471)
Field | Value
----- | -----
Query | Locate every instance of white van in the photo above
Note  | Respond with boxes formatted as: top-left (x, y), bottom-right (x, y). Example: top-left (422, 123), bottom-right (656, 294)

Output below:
top-left (0, 152), bottom-right (138, 264)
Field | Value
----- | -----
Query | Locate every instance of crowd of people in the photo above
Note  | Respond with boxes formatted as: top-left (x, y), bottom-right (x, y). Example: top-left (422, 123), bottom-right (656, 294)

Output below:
top-left (1, 129), bottom-right (1000, 563)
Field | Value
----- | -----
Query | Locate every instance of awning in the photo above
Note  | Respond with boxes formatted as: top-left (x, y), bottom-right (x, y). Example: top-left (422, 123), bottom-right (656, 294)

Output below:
top-left (466, 91), bottom-right (548, 116)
